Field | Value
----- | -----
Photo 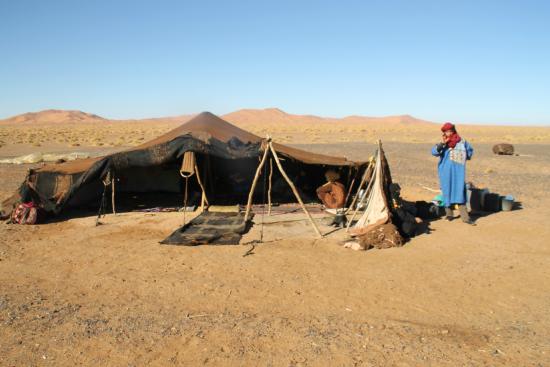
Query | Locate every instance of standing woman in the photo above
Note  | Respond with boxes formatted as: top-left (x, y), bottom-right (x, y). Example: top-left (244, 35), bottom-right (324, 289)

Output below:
top-left (432, 122), bottom-right (475, 225)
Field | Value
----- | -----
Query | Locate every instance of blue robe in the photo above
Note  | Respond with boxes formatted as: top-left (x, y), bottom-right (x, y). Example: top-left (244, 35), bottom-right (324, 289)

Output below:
top-left (431, 140), bottom-right (473, 207)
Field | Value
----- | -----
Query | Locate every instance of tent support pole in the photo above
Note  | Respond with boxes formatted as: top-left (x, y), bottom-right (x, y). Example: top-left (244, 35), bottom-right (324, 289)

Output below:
top-left (244, 142), bottom-right (270, 222)
top-left (346, 150), bottom-right (378, 232)
top-left (268, 141), bottom-right (323, 238)
top-left (346, 160), bottom-right (373, 213)
top-left (194, 163), bottom-right (209, 211)
top-left (267, 158), bottom-right (273, 216)
top-left (111, 171), bottom-right (116, 215)
top-left (343, 166), bottom-right (360, 210)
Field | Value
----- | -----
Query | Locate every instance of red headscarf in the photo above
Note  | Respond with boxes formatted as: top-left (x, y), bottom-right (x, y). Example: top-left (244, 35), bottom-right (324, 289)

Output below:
top-left (441, 122), bottom-right (461, 148)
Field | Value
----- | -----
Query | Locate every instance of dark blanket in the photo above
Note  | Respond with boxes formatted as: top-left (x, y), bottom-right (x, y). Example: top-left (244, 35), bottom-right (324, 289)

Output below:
top-left (160, 211), bottom-right (253, 246)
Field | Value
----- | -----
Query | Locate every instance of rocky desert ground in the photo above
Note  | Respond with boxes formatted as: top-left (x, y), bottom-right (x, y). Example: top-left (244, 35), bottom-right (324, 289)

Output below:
top-left (1, 109), bottom-right (550, 366)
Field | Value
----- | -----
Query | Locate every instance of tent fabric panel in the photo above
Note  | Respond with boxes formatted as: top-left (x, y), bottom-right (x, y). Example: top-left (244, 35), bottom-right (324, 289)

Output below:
top-left (20, 135), bottom-right (262, 214)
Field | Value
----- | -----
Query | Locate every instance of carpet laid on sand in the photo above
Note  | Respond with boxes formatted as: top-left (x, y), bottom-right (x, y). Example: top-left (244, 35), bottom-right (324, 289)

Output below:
top-left (160, 211), bottom-right (252, 246)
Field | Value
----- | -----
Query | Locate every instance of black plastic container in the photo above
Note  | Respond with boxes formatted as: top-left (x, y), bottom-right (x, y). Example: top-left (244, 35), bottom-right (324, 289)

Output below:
top-left (483, 193), bottom-right (501, 212)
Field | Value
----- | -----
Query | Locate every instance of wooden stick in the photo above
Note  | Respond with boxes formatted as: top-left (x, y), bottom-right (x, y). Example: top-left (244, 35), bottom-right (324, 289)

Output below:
top-left (346, 160), bottom-right (373, 214)
top-left (194, 163), bottom-right (209, 209)
top-left (346, 140), bottom-right (382, 230)
top-left (343, 167), bottom-right (360, 210)
top-left (268, 141), bottom-right (323, 238)
top-left (267, 158), bottom-right (273, 216)
top-left (111, 171), bottom-right (116, 215)
top-left (346, 153), bottom-right (377, 232)
top-left (200, 191), bottom-right (205, 212)
top-left (244, 143), bottom-right (270, 222)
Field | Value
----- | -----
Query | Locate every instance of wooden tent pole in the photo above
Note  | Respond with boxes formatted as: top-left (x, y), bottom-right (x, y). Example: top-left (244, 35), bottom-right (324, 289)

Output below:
top-left (346, 160), bottom-right (373, 214)
top-left (111, 171), bottom-right (116, 215)
top-left (346, 149), bottom-right (378, 232)
top-left (194, 163), bottom-right (209, 211)
top-left (343, 166), bottom-right (359, 210)
top-left (345, 170), bottom-right (375, 231)
top-left (244, 142), bottom-right (270, 222)
top-left (267, 158), bottom-right (273, 215)
top-left (268, 141), bottom-right (323, 238)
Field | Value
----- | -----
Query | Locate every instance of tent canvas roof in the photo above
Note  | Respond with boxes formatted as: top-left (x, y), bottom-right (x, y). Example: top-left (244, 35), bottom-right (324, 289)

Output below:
top-left (35, 112), bottom-right (364, 175)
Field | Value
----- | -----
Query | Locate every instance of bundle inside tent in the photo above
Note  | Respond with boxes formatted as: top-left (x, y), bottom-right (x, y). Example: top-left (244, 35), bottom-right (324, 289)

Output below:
top-left (0, 112), bottom-right (369, 241)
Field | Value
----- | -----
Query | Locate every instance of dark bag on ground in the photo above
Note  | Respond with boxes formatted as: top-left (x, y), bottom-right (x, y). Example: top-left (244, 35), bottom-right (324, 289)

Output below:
top-left (10, 202), bottom-right (40, 225)
top-left (415, 201), bottom-right (445, 219)
top-left (392, 207), bottom-right (418, 238)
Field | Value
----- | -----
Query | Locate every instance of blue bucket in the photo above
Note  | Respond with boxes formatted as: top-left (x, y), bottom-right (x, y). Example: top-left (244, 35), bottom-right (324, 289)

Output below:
top-left (501, 195), bottom-right (514, 211)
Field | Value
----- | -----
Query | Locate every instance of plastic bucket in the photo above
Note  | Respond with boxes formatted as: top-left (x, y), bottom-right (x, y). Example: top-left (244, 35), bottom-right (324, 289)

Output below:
top-left (501, 195), bottom-right (514, 212)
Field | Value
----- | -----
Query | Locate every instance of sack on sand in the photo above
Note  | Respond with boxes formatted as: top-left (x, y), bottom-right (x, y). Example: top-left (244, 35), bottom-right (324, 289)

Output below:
top-left (344, 223), bottom-right (404, 251)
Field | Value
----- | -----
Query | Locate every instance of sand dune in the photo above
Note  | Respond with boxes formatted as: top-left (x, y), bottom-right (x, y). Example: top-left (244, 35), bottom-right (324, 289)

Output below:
top-left (1, 108), bottom-right (550, 155)
top-left (223, 108), bottom-right (434, 126)
top-left (1, 109), bottom-right (106, 124)
top-left (1, 108), bottom-right (433, 127)
top-left (0, 109), bottom-right (194, 125)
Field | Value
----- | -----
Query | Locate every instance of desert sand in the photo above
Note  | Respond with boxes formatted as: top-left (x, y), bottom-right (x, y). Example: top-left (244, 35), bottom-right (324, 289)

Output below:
top-left (1, 109), bottom-right (550, 366)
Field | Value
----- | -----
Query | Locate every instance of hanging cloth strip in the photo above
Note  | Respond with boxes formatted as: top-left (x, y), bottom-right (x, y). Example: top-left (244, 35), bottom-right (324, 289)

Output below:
top-left (180, 152), bottom-right (196, 226)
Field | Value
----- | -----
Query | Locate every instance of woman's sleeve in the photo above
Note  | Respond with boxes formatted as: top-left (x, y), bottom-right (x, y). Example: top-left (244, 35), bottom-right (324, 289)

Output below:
top-left (466, 141), bottom-right (474, 160)
top-left (431, 144), bottom-right (442, 157)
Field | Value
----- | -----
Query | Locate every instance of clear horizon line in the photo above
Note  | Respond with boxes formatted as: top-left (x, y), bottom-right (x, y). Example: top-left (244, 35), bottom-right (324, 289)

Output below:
top-left (1, 107), bottom-right (549, 128)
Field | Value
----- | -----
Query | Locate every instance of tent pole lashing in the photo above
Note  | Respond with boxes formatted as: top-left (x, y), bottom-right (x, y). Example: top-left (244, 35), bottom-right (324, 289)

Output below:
top-left (268, 141), bottom-right (323, 239)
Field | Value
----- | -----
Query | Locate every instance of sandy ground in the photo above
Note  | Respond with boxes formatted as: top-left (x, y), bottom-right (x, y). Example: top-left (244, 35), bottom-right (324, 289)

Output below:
top-left (1, 121), bottom-right (550, 366)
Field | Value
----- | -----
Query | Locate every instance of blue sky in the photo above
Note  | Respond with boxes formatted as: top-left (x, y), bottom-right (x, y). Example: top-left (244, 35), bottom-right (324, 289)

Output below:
top-left (1, 0), bottom-right (549, 124)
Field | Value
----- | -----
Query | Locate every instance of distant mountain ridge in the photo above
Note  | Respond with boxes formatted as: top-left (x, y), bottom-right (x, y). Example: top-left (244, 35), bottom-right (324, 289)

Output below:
top-left (222, 108), bottom-right (434, 127)
top-left (2, 109), bottom-right (106, 124)
top-left (0, 109), bottom-right (194, 125)
top-left (0, 108), bottom-right (435, 126)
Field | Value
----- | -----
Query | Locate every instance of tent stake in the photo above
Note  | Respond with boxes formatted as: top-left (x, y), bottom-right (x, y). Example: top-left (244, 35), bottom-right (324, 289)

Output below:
top-left (268, 141), bottom-right (323, 238)
top-left (267, 158), bottom-right (273, 216)
top-left (244, 142), bottom-right (270, 222)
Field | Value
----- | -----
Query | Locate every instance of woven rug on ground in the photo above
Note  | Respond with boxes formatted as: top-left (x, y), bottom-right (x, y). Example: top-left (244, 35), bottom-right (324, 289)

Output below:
top-left (160, 211), bottom-right (253, 246)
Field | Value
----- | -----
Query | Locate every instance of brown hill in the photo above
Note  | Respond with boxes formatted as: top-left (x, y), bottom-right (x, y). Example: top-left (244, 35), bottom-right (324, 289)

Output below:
top-left (223, 108), bottom-right (435, 127)
top-left (0, 109), bottom-right (195, 125)
top-left (0, 109), bottom-right (107, 124)
top-left (1, 108), bottom-right (435, 128)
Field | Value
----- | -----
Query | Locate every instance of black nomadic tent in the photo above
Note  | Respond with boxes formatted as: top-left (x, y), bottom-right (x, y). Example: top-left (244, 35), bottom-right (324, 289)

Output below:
top-left (1, 112), bottom-right (368, 219)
